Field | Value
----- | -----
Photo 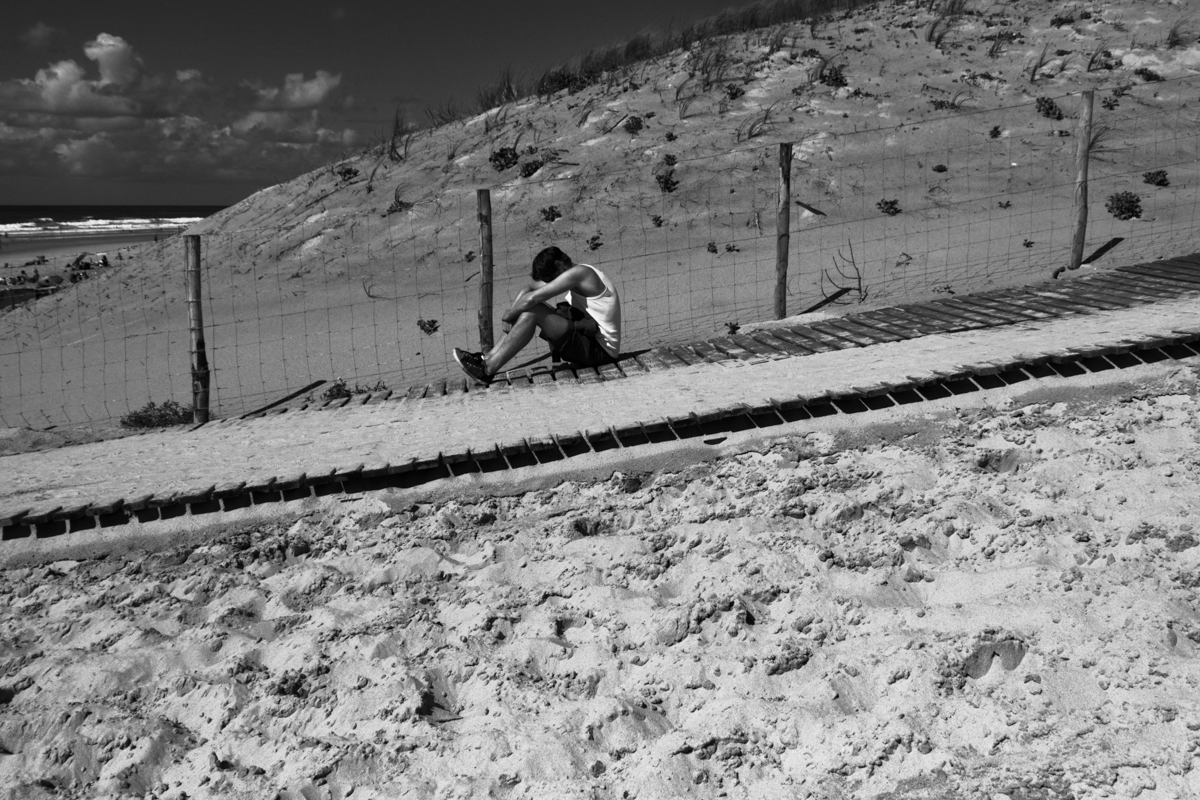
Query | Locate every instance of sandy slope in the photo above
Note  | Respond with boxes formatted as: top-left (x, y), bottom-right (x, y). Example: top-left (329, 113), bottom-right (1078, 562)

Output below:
top-left (3, 0), bottom-right (1200, 426)
top-left (3, 360), bottom-right (1200, 799)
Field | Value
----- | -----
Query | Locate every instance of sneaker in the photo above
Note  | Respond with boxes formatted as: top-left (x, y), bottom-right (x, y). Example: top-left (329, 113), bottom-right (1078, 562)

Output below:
top-left (453, 347), bottom-right (492, 385)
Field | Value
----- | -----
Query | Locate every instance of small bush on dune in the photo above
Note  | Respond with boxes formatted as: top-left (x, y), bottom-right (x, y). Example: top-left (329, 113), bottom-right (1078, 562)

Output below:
top-left (819, 64), bottom-right (847, 88)
top-left (121, 400), bottom-right (193, 429)
top-left (656, 169), bottom-right (679, 193)
top-left (1106, 192), bottom-right (1142, 220)
top-left (877, 199), bottom-right (901, 216)
top-left (1143, 170), bottom-right (1169, 187)
top-left (488, 147), bottom-right (520, 172)
top-left (1036, 97), bottom-right (1064, 120)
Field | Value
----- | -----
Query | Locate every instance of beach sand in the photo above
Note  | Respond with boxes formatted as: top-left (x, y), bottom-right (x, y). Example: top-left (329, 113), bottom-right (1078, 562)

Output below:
top-left (1, 364), bottom-right (1199, 798)
top-left (0, 232), bottom-right (172, 271)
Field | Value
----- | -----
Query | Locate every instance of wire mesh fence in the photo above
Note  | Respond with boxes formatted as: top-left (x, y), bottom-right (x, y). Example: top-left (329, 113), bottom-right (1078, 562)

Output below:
top-left (2, 75), bottom-right (1197, 428)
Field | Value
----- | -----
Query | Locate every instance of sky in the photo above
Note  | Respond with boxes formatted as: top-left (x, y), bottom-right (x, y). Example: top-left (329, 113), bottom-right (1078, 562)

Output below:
top-left (1, 0), bottom-right (771, 207)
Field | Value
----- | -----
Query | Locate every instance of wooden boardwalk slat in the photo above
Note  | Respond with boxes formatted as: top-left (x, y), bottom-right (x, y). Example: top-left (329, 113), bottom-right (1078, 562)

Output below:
top-left (654, 348), bottom-right (692, 367)
top-left (802, 320), bottom-right (872, 346)
top-left (551, 364), bottom-right (580, 383)
top-left (597, 363), bottom-right (624, 381)
top-left (1119, 262), bottom-right (1200, 288)
top-left (785, 323), bottom-right (861, 350)
top-left (853, 310), bottom-right (930, 338)
top-left (1081, 274), bottom-right (1181, 299)
top-left (1114, 261), bottom-right (1200, 282)
top-left (748, 330), bottom-right (816, 356)
top-left (817, 318), bottom-right (903, 344)
top-left (933, 299), bottom-right (1024, 325)
top-left (1030, 285), bottom-right (1129, 310)
top-left (772, 326), bottom-right (841, 352)
top-left (926, 298), bottom-right (1022, 326)
top-left (991, 288), bottom-right (1093, 316)
top-left (1109, 270), bottom-right (1200, 295)
top-left (667, 345), bottom-right (706, 366)
top-left (616, 357), bottom-right (649, 374)
top-left (528, 368), bottom-right (556, 387)
top-left (1053, 283), bottom-right (1140, 307)
top-left (1157, 256), bottom-right (1200, 274)
top-left (633, 350), bottom-right (676, 371)
top-left (906, 302), bottom-right (991, 330)
top-left (1078, 277), bottom-right (1174, 302)
top-left (689, 339), bottom-right (738, 362)
top-left (730, 332), bottom-right (789, 358)
top-left (846, 313), bottom-right (922, 340)
top-left (573, 366), bottom-right (602, 384)
top-left (872, 306), bottom-right (961, 334)
top-left (957, 294), bottom-right (1054, 320)
top-left (876, 307), bottom-right (966, 334)
top-left (708, 337), bottom-right (762, 361)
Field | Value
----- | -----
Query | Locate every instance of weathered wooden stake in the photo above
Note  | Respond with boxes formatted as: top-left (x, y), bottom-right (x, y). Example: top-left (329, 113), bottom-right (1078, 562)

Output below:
top-left (775, 142), bottom-right (793, 319)
top-left (477, 189), bottom-right (494, 351)
top-left (1068, 89), bottom-right (1094, 274)
top-left (185, 234), bottom-right (210, 423)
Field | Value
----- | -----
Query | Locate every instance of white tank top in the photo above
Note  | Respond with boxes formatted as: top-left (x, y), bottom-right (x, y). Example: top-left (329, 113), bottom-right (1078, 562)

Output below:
top-left (567, 264), bottom-right (621, 357)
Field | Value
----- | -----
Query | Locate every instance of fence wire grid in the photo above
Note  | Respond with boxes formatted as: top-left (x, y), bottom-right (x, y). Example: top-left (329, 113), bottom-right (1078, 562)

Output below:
top-left (2, 75), bottom-right (1197, 428)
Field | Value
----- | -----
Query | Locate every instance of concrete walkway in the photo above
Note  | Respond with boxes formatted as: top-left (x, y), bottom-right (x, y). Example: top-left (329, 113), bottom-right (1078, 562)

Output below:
top-left (2, 254), bottom-right (1200, 538)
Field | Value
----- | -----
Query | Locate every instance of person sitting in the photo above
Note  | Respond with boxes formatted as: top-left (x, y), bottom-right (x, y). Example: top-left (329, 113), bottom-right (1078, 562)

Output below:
top-left (453, 246), bottom-right (621, 384)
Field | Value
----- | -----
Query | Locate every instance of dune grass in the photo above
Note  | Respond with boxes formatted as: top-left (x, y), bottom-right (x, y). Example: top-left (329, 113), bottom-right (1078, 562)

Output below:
top-left (417, 0), bottom-right (881, 129)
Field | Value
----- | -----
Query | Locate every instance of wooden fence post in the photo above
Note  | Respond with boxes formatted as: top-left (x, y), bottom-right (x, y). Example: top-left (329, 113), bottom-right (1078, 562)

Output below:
top-left (775, 142), bottom-right (793, 319)
top-left (477, 189), bottom-right (494, 351)
top-left (185, 234), bottom-right (210, 423)
top-left (1068, 89), bottom-right (1094, 274)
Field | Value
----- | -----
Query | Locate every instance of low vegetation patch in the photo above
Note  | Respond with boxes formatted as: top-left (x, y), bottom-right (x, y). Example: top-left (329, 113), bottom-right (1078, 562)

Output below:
top-left (1035, 97), bottom-right (1064, 120)
top-left (1105, 192), bottom-right (1142, 221)
top-left (819, 64), bottom-right (847, 88)
top-left (120, 400), bottom-right (193, 429)
top-left (488, 147), bottom-right (520, 172)
top-left (876, 199), bottom-right (901, 216)
top-left (1143, 170), bottom-right (1169, 187)
top-left (322, 379), bottom-right (388, 402)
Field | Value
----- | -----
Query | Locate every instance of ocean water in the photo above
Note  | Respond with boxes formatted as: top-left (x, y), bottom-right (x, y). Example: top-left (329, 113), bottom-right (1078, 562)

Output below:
top-left (0, 205), bottom-right (225, 238)
top-left (0, 205), bottom-right (226, 264)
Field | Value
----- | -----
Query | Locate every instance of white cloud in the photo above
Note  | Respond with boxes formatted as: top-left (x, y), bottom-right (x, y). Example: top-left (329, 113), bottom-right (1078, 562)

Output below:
top-left (84, 33), bottom-right (142, 85)
top-left (176, 69), bottom-right (203, 82)
top-left (256, 71), bottom-right (342, 109)
top-left (32, 59), bottom-right (138, 116)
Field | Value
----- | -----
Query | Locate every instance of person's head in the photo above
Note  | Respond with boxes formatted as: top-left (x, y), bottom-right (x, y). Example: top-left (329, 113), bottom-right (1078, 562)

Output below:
top-left (531, 246), bottom-right (572, 283)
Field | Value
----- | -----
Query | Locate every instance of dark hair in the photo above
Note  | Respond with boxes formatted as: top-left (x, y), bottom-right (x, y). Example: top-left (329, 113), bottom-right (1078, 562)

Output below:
top-left (532, 246), bottom-right (571, 283)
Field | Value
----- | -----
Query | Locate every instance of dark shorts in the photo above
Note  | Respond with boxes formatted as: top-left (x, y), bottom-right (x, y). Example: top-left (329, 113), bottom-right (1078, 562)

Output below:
top-left (541, 306), bottom-right (616, 367)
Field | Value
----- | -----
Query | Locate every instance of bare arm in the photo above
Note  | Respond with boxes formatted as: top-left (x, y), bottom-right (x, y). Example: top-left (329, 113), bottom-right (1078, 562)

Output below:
top-left (501, 265), bottom-right (597, 325)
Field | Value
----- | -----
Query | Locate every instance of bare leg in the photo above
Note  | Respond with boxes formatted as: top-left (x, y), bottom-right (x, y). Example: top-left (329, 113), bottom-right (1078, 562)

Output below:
top-left (483, 302), bottom-right (571, 375)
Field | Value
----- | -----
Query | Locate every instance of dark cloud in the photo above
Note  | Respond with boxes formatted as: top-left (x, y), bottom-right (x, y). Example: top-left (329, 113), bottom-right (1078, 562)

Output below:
top-left (19, 22), bottom-right (64, 51)
top-left (0, 33), bottom-right (358, 190)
